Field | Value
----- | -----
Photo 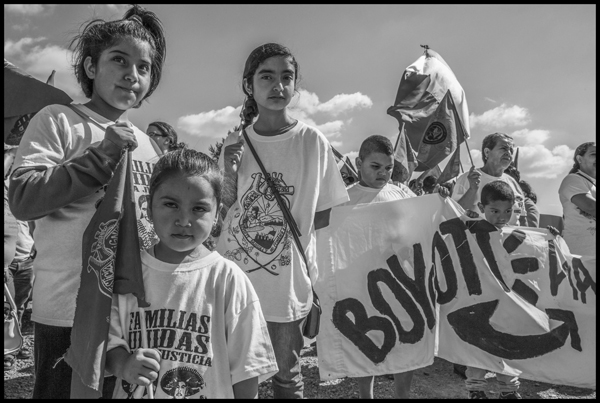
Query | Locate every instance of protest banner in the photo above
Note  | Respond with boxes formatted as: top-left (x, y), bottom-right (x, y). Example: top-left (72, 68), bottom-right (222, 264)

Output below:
top-left (314, 195), bottom-right (595, 389)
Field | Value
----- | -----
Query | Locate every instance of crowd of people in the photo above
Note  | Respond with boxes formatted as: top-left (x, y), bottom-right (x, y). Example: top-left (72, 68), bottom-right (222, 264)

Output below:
top-left (3, 4), bottom-right (596, 400)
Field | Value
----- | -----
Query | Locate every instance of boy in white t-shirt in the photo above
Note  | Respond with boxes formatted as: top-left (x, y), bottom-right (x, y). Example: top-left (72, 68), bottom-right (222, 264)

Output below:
top-left (339, 135), bottom-right (416, 398)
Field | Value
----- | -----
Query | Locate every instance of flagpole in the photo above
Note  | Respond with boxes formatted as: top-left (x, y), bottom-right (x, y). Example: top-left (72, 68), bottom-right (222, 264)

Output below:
top-left (448, 92), bottom-right (475, 167)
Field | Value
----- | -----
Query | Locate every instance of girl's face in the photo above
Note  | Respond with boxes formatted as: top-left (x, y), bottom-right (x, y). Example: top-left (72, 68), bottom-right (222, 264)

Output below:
top-left (147, 125), bottom-right (171, 154)
top-left (149, 174), bottom-right (220, 264)
top-left (248, 56), bottom-right (296, 113)
top-left (84, 37), bottom-right (153, 121)
top-left (577, 145), bottom-right (596, 178)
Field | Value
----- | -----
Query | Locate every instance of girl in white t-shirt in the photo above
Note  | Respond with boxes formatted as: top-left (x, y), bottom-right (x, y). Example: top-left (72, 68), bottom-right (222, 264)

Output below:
top-left (217, 43), bottom-right (349, 398)
top-left (106, 148), bottom-right (277, 399)
top-left (8, 5), bottom-right (165, 398)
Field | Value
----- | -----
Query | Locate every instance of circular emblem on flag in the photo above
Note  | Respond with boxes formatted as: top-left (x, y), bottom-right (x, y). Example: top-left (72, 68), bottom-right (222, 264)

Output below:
top-left (423, 122), bottom-right (447, 145)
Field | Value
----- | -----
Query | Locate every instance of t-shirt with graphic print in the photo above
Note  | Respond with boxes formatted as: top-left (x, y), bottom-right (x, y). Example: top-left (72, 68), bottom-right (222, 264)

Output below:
top-left (8, 103), bottom-right (159, 327)
top-left (107, 249), bottom-right (278, 399)
top-left (216, 121), bottom-right (349, 322)
top-left (558, 170), bottom-right (596, 256)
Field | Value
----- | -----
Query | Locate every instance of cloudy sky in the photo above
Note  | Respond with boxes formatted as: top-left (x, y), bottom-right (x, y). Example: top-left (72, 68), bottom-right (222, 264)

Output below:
top-left (4, 4), bottom-right (596, 216)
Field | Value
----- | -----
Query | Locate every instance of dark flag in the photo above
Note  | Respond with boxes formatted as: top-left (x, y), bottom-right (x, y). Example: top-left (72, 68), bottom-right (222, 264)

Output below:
top-left (4, 59), bottom-right (72, 145)
top-left (64, 151), bottom-right (149, 398)
top-left (414, 90), bottom-right (467, 171)
top-left (332, 146), bottom-right (359, 185)
top-left (387, 48), bottom-right (470, 158)
top-left (391, 124), bottom-right (418, 184)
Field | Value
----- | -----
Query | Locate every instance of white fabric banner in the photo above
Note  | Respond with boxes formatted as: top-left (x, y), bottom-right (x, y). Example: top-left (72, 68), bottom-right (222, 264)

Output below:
top-left (314, 195), bottom-right (596, 389)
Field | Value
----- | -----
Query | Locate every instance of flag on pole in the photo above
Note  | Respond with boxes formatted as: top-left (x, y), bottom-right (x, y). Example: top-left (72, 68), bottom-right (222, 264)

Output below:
top-left (387, 48), bottom-right (470, 159)
top-left (64, 151), bottom-right (150, 398)
top-left (332, 146), bottom-right (359, 185)
top-left (391, 123), bottom-right (418, 184)
top-left (414, 90), bottom-right (467, 171)
top-left (4, 59), bottom-right (72, 145)
top-left (437, 142), bottom-right (461, 185)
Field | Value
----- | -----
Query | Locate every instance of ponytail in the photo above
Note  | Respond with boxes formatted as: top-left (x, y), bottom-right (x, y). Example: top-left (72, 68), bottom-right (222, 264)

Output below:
top-left (240, 96), bottom-right (259, 129)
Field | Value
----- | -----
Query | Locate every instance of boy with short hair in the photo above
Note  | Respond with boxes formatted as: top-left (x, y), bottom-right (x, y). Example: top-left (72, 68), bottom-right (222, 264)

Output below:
top-left (464, 180), bottom-right (522, 399)
top-left (339, 134), bottom-right (415, 398)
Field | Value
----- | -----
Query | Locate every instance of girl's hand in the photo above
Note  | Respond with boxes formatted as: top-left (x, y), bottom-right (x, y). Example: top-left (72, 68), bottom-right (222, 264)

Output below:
top-left (465, 209), bottom-right (480, 219)
top-left (223, 132), bottom-right (244, 175)
top-left (99, 121), bottom-right (139, 159)
top-left (466, 165), bottom-right (481, 191)
top-left (546, 225), bottom-right (560, 237)
top-left (119, 348), bottom-right (161, 387)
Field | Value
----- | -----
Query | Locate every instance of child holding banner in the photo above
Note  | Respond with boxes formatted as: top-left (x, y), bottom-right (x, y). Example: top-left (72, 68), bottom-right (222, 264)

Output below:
top-left (105, 149), bottom-right (278, 398)
top-left (339, 135), bottom-right (416, 399)
top-left (7, 5), bottom-right (165, 398)
top-left (464, 180), bottom-right (522, 399)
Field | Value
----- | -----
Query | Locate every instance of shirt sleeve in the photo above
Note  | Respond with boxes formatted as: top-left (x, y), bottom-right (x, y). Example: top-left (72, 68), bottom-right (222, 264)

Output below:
top-left (8, 108), bottom-right (120, 221)
top-left (226, 273), bottom-right (278, 385)
top-left (524, 198), bottom-right (540, 228)
top-left (315, 142), bottom-right (349, 212)
top-left (559, 175), bottom-right (591, 202)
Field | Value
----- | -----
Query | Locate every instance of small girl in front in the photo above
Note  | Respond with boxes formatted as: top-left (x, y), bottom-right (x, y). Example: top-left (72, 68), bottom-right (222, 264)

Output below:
top-left (105, 148), bottom-right (278, 399)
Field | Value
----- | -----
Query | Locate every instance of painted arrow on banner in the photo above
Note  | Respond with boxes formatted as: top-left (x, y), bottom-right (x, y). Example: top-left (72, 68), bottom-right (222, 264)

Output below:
top-left (447, 299), bottom-right (581, 360)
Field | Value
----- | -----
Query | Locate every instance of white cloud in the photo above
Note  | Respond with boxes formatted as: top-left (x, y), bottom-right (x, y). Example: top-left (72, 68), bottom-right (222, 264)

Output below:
top-left (470, 103), bottom-right (530, 130)
top-left (4, 37), bottom-right (46, 55)
top-left (511, 128), bottom-right (551, 145)
top-left (4, 4), bottom-right (45, 15)
top-left (178, 89), bottom-right (373, 149)
top-left (516, 144), bottom-right (573, 179)
top-left (4, 38), bottom-right (84, 100)
top-left (317, 93), bottom-right (373, 116)
top-left (484, 97), bottom-right (497, 103)
top-left (177, 106), bottom-right (241, 140)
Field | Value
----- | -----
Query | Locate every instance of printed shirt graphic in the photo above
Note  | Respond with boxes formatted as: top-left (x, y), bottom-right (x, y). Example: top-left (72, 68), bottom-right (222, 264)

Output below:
top-left (107, 250), bottom-right (278, 399)
top-left (11, 104), bottom-right (159, 327)
top-left (216, 122), bottom-right (349, 321)
top-left (558, 171), bottom-right (596, 256)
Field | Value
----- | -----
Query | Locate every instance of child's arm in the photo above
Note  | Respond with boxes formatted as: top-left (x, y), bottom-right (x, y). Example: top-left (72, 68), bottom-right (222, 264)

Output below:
top-left (232, 376), bottom-right (258, 399)
top-left (105, 347), bottom-right (161, 387)
top-left (8, 117), bottom-right (136, 221)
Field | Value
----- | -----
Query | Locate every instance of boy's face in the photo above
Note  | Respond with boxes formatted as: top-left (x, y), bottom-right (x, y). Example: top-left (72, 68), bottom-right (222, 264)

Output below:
top-left (356, 152), bottom-right (394, 189)
top-left (478, 200), bottom-right (513, 229)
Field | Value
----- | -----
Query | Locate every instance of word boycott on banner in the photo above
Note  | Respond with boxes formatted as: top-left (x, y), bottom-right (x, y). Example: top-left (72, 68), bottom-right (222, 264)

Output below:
top-left (314, 194), bottom-right (595, 389)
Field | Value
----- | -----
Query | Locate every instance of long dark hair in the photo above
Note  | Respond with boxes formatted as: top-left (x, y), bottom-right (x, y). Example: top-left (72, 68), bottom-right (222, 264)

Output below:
top-left (70, 4), bottom-right (166, 108)
top-left (569, 142), bottom-right (595, 174)
top-left (239, 43), bottom-right (299, 129)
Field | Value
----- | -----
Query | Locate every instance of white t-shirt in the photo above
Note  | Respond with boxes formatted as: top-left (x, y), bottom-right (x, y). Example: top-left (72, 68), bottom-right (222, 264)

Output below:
top-left (558, 171), bottom-right (596, 256)
top-left (340, 182), bottom-right (416, 206)
top-left (451, 168), bottom-right (524, 224)
top-left (216, 121), bottom-right (349, 322)
top-left (11, 104), bottom-right (159, 327)
top-left (107, 250), bottom-right (278, 399)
